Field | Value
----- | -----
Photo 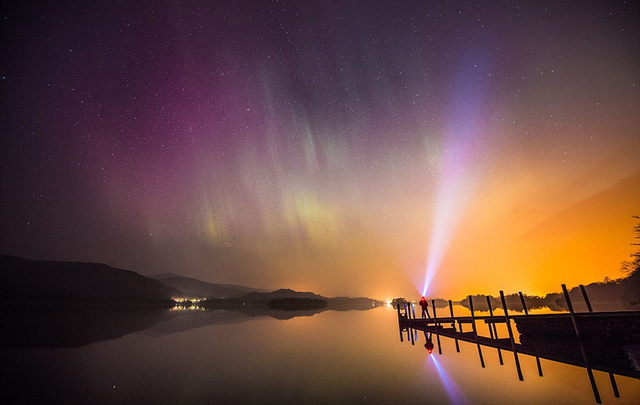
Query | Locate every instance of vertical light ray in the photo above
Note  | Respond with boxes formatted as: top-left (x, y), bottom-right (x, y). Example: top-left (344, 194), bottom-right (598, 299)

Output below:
top-left (422, 169), bottom-right (472, 296)
top-left (422, 53), bottom-right (489, 296)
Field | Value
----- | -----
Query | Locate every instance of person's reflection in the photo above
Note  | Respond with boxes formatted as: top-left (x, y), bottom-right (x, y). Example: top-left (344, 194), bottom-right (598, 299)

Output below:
top-left (424, 332), bottom-right (434, 354)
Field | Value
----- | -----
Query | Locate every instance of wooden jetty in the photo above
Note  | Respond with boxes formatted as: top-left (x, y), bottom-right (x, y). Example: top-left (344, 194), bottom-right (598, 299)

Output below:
top-left (397, 285), bottom-right (640, 404)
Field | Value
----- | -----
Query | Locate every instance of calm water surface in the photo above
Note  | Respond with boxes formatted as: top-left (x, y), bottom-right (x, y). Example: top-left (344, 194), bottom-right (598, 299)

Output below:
top-left (2, 306), bottom-right (639, 404)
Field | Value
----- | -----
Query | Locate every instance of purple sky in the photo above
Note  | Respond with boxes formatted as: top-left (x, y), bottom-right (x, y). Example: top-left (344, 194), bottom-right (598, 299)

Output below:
top-left (2, 1), bottom-right (639, 298)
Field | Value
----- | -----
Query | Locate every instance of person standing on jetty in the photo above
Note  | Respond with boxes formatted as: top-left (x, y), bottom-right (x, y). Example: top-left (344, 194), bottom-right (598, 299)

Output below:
top-left (419, 296), bottom-right (431, 318)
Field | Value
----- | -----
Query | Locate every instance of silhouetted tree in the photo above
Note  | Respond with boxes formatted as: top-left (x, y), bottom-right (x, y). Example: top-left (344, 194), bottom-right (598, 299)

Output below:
top-left (620, 215), bottom-right (640, 309)
top-left (621, 215), bottom-right (640, 276)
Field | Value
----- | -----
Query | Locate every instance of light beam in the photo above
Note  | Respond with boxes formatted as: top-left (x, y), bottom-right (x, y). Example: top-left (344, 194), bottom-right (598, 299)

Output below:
top-left (421, 51), bottom-right (489, 296)
top-left (430, 355), bottom-right (467, 405)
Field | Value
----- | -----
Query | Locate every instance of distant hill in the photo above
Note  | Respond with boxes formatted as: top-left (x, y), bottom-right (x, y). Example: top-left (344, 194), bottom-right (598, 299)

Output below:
top-left (268, 298), bottom-right (328, 310)
top-left (150, 274), bottom-right (267, 298)
top-left (0, 255), bottom-right (384, 311)
top-left (201, 288), bottom-right (383, 311)
top-left (0, 256), bottom-right (179, 304)
top-left (328, 296), bottom-right (386, 310)
top-left (237, 288), bottom-right (324, 302)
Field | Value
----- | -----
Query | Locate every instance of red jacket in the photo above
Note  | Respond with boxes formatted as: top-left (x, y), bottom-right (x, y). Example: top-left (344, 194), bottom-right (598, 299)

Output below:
top-left (419, 297), bottom-right (428, 309)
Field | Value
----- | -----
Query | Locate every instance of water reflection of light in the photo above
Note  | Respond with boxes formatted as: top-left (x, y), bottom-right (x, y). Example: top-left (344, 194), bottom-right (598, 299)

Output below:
top-left (171, 305), bottom-right (206, 311)
top-left (430, 356), bottom-right (467, 405)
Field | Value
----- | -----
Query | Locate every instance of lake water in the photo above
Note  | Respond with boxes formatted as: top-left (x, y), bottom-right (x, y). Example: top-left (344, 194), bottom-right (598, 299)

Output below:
top-left (1, 306), bottom-right (639, 404)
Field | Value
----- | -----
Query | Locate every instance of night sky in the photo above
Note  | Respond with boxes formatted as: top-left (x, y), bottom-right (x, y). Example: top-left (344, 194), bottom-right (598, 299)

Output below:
top-left (2, 0), bottom-right (639, 299)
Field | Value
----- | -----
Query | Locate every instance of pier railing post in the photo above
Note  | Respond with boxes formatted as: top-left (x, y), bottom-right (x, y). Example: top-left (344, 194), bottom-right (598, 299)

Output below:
top-left (562, 284), bottom-right (601, 404)
top-left (396, 304), bottom-right (404, 342)
top-left (406, 303), bottom-right (415, 345)
top-left (469, 295), bottom-right (485, 368)
top-left (609, 372), bottom-right (620, 398)
top-left (519, 291), bottom-right (543, 376)
top-left (432, 300), bottom-right (442, 355)
top-left (500, 291), bottom-right (523, 381)
top-left (486, 295), bottom-right (503, 365)
top-left (448, 300), bottom-right (460, 352)
top-left (518, 291), bottom-right (528, 315)
top-left (411, 302), bottom-right (418, 344)
top-left (579, 284), bottom-right (593, 313)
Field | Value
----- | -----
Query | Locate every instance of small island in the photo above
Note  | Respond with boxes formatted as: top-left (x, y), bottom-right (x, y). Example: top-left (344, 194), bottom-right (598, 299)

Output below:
top-left (267, 297), bottom-right (328, 310)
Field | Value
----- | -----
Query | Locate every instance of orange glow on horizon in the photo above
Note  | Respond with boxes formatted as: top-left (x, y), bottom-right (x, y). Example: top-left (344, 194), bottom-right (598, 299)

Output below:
top-left (293, 169), bottom-right (640, 301)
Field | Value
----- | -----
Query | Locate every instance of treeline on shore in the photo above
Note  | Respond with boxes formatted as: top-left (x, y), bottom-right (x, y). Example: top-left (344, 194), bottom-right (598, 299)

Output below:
top-left (426, 266), bottom-right (640, 313)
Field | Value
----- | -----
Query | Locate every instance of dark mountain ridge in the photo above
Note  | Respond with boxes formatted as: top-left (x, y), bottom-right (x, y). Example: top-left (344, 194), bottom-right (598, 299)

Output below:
top-left (150, 274), bottom-right (267, 298)
top-left (0, 256), bottom-right (383, 309)
top-left (0, 255), bottom-right (178, 304)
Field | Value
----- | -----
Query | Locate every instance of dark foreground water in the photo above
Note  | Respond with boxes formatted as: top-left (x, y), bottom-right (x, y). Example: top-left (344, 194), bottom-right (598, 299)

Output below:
top-left (1, 306), bottom-right (639, 405)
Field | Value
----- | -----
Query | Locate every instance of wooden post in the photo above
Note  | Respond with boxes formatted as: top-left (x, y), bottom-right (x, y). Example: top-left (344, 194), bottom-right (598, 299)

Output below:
top-left (535, 357), bottom-right (543, 377)
top-left (518, 291), bottom-right (528, 315)
top-left (562, 284), bottom-right (601, 404)
top-left (449, 300), bottom-right (460, 352)
top-left (579, 284), bottom-right (593, 313)
top-left (413, 303), bottom-right (419, 342)
top-left (397, 304), bottom-right (404, 342)
top-left (458, 298), bottom-right (465, 333)
top-left (432, 300), bottom-right (442, 355)
top-left (405, 304), bottom-right (415, 345)
top-left (486, 295), bottom-right (503, 365)
top-left (469, 295), bottom-right (485, 368)
top-left (403, 304), bottom-right (411, 344)
top-left (500, 291), bottom-right (523, 381)
top-left (519, 291), bottom-right (543, 376)
top-left (486, 296), bottom-right (500, 337)
top-left (485, 295), bottom-right (497, 339)
top-left (609, 373), bottom-right (620, 398)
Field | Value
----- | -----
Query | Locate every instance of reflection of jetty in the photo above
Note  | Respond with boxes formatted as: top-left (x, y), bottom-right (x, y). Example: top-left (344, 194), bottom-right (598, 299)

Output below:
top-left (397, 285), bottom-right (640, 404)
